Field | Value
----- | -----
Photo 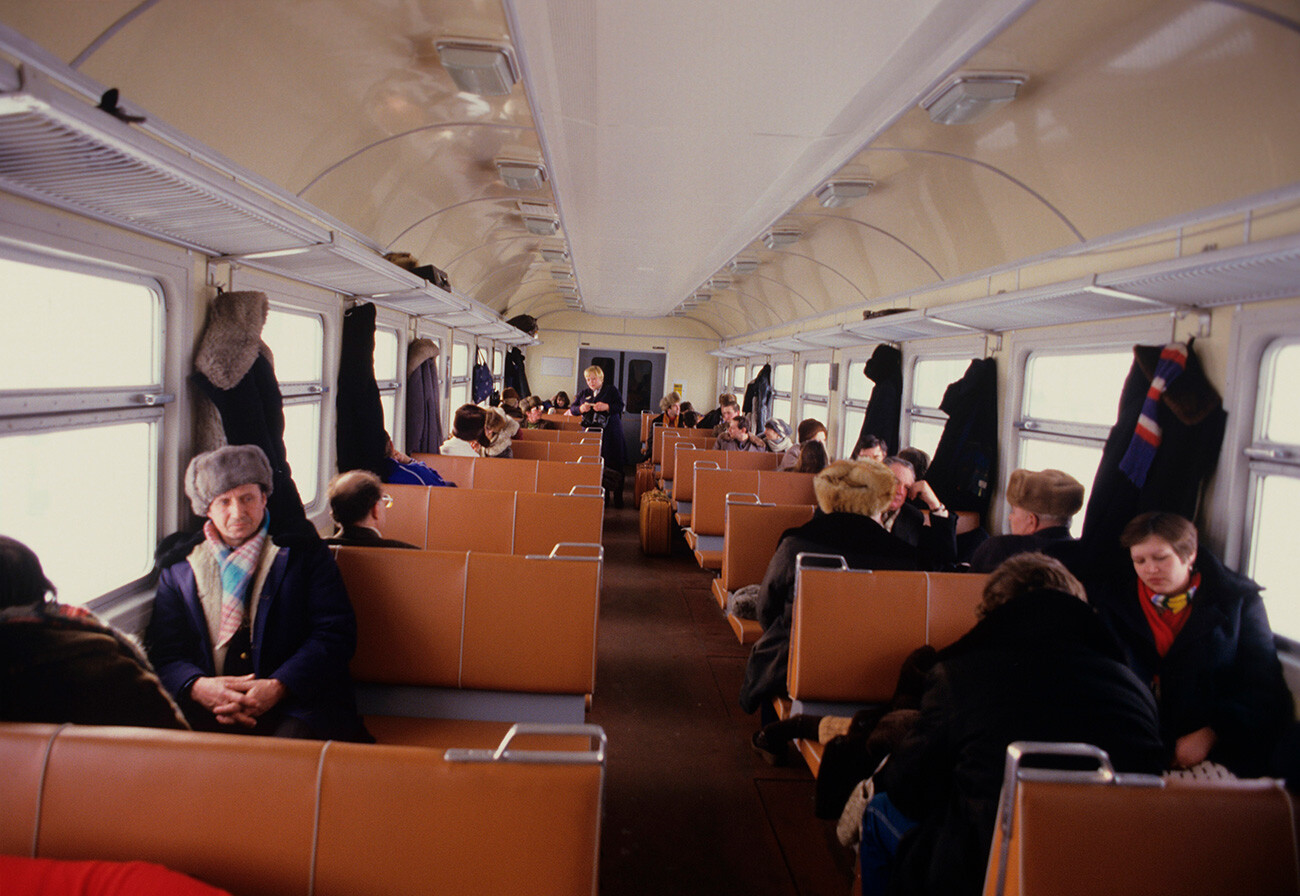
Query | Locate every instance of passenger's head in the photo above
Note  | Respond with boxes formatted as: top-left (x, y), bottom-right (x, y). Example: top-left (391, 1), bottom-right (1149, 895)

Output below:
top-left (764, 417), bottom-right (792, 445)
top-left (552, 391), bottom-right (571, 409)
top-left (719, 394), bottom-right (740, 423)
top-left (184, 445), bottom-right (273, 547)
top-left (897, 447), bottom-right (929, 481)
top-left (500, 387), bottom-right (521, 407)
top-left (328, 470), bottom-right (389, 529)
top-left (794, 440), bottom-right (829, 475)
top-left (853, 435), bottom-right (888, 464)
top-left (727, 415), bottom-right (751, 438)
top-left (522, 395), bottom-right (545, 423)
top-left (452, 404), bottom-right (487, 444)
top-left (1121, 512), bottom-right (1199, 595)
top-left (796, 418), bottom-right (827, 444)
top-left (679, 403), bottom-right (699, 427)
top-left (0, 535), bottom-right (56, 609)
top-left (979, 553), bottom-right (1087, 619)
top-left (883, 456), bottom-right (916, 513)
top-left (660, 392), bottom-right (681, 414)
top-left (1005, 468), bottom-right (1084, 535)
top-left (583, 365), bottom-right (605, 391)
top-left (813, 460), bottom-right (897, 520)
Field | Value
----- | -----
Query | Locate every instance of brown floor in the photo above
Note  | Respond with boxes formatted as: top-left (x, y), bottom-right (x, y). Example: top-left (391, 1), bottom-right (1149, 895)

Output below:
top-left (589, 487), bottom-right (855, 895)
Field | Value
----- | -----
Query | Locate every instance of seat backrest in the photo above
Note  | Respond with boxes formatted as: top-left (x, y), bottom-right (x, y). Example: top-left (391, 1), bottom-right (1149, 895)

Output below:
top-left (640, 410), bottom-right (654, 443)
top-left (0, 722), bottom-right (605, 896)
top-left (514, 428), bottom-right (561, 442)
top-left (474, 457), bottom-right (540, 491)
top-left (543, 412), bottom-right (583, 430)
top-left (411, 453), bottom-right (476, 488)
top-left (510, 439), bottom-right (551, 460)
top-left (383, 482), bottom-right (432, 547)
top-left (691, 468), bottom-right (761, 537)
top-left (988, 773), bottom-right (1300, 896)
top-left (537, 458), bottom-right (603, 494)
top-left (514, 492), bottom-right (603, 557)
top-left (668, 443), bottom-right (705, 500)
top-left (726, 450), bottom-right (781, 471)
top-left (788, 567), bottom-right (930, 704)
top-left (926, 571), bottom-right (986, 649)
top-left (548, 441), bottom-right (602, 463)
top-left (425, 488), bottom-right (516, 554)
top-left (758, 470), bottom-right (816, 506)
top-left (719, 500), bottom-right (816, 592)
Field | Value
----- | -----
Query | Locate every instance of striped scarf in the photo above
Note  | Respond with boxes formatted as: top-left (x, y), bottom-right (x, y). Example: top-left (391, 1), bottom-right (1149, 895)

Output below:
top-left (1118, 342), bottom-right (1188, 488)
top-left (203, 515), bottom-right (269, 649)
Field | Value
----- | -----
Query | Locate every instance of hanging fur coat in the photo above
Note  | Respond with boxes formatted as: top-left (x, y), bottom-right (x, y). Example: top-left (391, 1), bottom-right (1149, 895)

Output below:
top-left (1078, 341), bottom-right (1226, 579)
top-left (335, 302), bottom-right (389, 478)
top-left (191, 290), bottom-right (307, 535)
top-left (926, 357), bottom-right (998, 518)
top-left (858, 344), bottom-right (902, 456)
top-left (405, 338), bottom-right (443, 454)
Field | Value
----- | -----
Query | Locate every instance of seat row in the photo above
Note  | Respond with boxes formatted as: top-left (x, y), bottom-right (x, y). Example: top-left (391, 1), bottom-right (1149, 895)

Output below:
top-left (383, 484), bottom-right (604, 554)
top-left (410, 453), bottom-right (602, 491)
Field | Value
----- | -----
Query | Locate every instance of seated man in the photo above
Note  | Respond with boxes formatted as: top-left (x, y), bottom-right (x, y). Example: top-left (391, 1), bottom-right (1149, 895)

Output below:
top-left (851, 434), bottom-right (888, 463)
top-left (147, 445), bottom-right (369, 741)
top-left (881, 456), bottom-right (957, 569)
top-left (440, 404), bottom-right (488, 456)
top-left (715, 414), bottom-right (765, 451)
top-left (1, 535), bottom-right (187, 729)
top-left (322, 470), bottom-right (417, 548)
top-left (698, 392), bottom-right (740, 435)
top-left (969, 468), bottom-right (1084, 573)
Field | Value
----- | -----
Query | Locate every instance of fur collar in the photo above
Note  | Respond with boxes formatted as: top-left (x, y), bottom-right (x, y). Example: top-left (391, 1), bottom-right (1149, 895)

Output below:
top-left (407, 338), bottom-right (439, 375)
top-left (194, 291), bottom-right (269, 389)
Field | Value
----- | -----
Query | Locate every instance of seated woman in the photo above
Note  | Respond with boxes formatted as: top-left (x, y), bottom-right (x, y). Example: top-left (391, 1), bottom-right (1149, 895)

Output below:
top-left (551, 391), bottom-right (571, 411)
top-left (860, 553), bottom-right (1165, 896)
top-left (778, 418), bottom-right (828, 470)
top-left (520, 395), bottom-right (554, 429)
top-left (738, 460), bottom-right (919, 720)
top-left (1092, 512), bottom-right (1291, 776)
top-left (322, 470), bottom-right (417, 548)
top-left (762, 418), bottom-right (793, 455)
top-left (481, 405), bottom-right (520, 458)
top-left (0, 535), bottom-right (188, 729)
top-left (643, 392), bottom-right (682, 460)
top-left (791, 439), bottom-right (828, 474)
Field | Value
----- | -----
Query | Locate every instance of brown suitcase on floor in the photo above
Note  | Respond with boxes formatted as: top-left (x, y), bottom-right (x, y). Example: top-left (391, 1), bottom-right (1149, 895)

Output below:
top-left (634, 461), bottom-right (656, 508)
top-left (639, 488), bottom-right (672, 555)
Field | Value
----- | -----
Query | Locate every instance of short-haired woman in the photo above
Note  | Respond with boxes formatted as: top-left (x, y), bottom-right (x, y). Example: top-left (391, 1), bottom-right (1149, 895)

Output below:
top-left (570, 365), bottom-right (627, 507)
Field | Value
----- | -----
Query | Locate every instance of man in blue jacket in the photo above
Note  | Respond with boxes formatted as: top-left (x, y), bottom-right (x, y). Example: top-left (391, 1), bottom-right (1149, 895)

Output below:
top-left (147, 445), bottom-right (369, 740)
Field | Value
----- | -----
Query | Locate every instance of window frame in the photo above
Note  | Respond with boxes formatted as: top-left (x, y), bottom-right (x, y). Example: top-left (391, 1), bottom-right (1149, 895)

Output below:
top-left (770, 356), bottom-right (795, 432)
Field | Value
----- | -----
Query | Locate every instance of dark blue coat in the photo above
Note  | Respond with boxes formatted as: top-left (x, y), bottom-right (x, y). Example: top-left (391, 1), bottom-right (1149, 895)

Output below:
top-left (147, 533), bottom-right (367, 741)
top-left (571, 382), bottom-right (626, 469)
top-left (1091, 549), bottom-right (1291, 776)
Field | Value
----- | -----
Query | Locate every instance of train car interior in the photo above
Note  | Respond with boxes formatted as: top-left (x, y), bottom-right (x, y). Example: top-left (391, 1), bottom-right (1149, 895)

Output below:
top-left (1, 0), bottom-right (1298, 893)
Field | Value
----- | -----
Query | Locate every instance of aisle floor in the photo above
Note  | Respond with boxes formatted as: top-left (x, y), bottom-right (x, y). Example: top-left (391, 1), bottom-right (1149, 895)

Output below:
top-left (589, 496), bottom-right (854, 895)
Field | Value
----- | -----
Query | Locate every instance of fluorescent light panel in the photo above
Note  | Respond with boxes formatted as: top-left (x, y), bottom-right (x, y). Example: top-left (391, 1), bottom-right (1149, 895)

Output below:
top-left (921, 73), bottom-right (1025, 125)
top-left (435, 41), bottom-right (519, 96)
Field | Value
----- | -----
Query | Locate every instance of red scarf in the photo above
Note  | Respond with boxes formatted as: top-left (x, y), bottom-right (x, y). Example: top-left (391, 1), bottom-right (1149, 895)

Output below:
top-left (1137, 572), bottom-right (1200, 657)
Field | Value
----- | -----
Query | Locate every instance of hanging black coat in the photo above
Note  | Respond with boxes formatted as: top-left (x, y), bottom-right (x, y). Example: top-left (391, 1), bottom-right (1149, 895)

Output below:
top-left (858, 344), bottom-right (902, 457)
top-left (504, 347), bottom-right (530, 399)
top-left (335, 302), bottom-right (388, 478)
top-left (742, 363), bottom-right (774, 432)
top-left (191, 290), bottom-right (307, 536)
top-left (1078, 341), bottom-right (1226, 578)
top-left (925, 358), bottom-right (997, 517)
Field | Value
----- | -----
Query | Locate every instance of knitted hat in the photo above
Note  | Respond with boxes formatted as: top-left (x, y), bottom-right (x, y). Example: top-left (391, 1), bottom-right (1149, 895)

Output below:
top-left (1006, 468), bottom-right (1084, 519)
top-left (184, 445), bottom-right (274, 516)
top-left (813, 460), bottom-right (897, 518)
top-left (764, 418), bottom-right (792, 439)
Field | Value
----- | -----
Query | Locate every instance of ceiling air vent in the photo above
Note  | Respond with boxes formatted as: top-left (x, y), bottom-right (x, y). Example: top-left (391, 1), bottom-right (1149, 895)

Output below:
top-left (728, 256), bottom-right (760, 275)
top-left (815, 179), bottom-right (874, 208)
top-left (497, 158), bottom-right (547, 190)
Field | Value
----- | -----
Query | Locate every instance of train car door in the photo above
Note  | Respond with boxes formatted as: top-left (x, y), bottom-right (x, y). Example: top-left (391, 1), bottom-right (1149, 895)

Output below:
top-left (576, 348), bottom-right (666, 459)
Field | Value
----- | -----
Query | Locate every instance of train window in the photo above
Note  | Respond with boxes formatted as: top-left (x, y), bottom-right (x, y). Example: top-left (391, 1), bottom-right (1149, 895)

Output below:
top-left (262, 308), bottom-right (325, 506)
top-left (1016, 348), bottom-right (1133, 535)
top-left (1244, 339), bottom-right (1300, 642)
top-left (841, 357), bottom-right (875, 456)
top-left (906, 356), bottom-right (973, 458)
top-left (449, 340), bottom-right (470, 409)
top-left (0, 254), bottom-right (164, 605)
top-left (772, 362), bottom-right (793, 426)
top-left (732, 364), bottom-right (747, 392)
top-left (374, 326), bottom-right (400, 437)
top-left (492, 347), bottom-right (504, 389)
top-left (801, 361), bottom-right (830, 424)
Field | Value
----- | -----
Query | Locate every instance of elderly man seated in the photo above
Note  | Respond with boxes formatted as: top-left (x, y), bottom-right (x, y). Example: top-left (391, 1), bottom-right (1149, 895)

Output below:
top-left (323, 470), bottom-right (418, 549)
top-left (147, 445), bottom-right (370, 741)
top-left (969, 468), bottom-right (1085, 573)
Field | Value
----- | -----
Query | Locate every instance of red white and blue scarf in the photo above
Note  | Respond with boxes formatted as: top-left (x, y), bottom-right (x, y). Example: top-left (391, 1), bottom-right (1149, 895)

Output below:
top-left (1118, 342), bottom-right (1188, 488)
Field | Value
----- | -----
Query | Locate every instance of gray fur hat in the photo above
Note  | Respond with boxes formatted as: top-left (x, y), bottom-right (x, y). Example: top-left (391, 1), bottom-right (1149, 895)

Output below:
top-left (184, 444), bottom-right (274, 516)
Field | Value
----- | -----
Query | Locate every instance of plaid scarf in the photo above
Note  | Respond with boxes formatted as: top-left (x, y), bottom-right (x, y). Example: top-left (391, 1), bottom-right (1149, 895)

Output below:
top-left (1118, 342), bottom-right (1188, 488)
top-left (203, 514), bottom-right (269, 649)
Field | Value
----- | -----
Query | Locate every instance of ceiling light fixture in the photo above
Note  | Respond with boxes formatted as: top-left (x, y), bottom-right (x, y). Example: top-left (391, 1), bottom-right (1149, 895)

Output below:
top-left (540, 246), bottom-right (569, 264)
top-left (762, 227), bottom-right (802, 249)
top-left (523, 215), bottom-right (559, 236)
top-left (815, 178), bottom-right (875, 208)
top-left (709, 275), bottom-right (732, 291)
top-left (728, 256), bottom-right (760, 275)
top-left (434, 41), bottom-right (519, 96)
top-left (921, 72), bottom-right (1026, 125)
top-left (497, 158), bottom-right (547, 190)
top-left (550, 266), bottom-right (573, 280)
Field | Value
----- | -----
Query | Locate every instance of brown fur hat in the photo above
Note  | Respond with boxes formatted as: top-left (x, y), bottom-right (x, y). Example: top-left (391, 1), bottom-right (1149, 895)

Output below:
top-left (813, 460), bottom-right (896, 518)
top-left (1006, 468), bottom-right (1084, 519)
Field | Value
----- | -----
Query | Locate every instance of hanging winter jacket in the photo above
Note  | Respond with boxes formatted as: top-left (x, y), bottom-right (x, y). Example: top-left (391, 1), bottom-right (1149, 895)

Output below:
top-left (926, 357), bottom-right (997, 517)
top-left (858, 344), bottom-right (902, 457)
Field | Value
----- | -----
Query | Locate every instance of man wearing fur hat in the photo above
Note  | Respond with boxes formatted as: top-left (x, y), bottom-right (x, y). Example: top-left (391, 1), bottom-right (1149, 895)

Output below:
top-left (146, 445), bottom-right (369, 741)
top-left (969, 468), bottom-right (1085, 573)
top-left (739, 460), bottom-right (922, 718)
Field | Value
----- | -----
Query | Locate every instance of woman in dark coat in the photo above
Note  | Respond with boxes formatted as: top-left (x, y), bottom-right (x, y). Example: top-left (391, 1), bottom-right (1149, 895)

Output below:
top-left (863, 553), bottom-right (1165, 896)
top-left (739, 460), bottom-right (919, 716)
top-left (1092, 511), bottom-right (1291, 776)
top-left (570, 365), bottom-right (627, 506)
